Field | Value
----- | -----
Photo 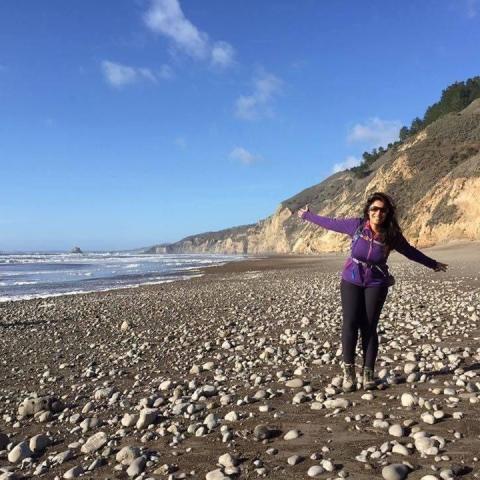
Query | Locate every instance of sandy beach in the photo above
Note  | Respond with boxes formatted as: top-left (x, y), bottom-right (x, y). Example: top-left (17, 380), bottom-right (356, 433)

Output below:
top-left (0, 242), bottom-right (479, 479)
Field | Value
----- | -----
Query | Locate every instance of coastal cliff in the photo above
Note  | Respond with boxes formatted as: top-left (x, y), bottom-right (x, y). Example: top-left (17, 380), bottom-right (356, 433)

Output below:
top-left (147, 98), bottom-right (480, 255)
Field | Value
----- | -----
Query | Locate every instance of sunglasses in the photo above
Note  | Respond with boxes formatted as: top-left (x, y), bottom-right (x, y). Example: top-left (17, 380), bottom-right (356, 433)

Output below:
top-left (369, 206), bottom-right (388, 214)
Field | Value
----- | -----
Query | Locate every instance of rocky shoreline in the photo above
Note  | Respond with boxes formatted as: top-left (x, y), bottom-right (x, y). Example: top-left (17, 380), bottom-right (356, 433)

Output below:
top-left (0, 243), bottom-right (479, 480)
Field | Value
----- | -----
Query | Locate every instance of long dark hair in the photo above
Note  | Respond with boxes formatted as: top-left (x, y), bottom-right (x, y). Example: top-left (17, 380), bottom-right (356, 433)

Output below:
top-left (362, 192), bottom-right (402, 247)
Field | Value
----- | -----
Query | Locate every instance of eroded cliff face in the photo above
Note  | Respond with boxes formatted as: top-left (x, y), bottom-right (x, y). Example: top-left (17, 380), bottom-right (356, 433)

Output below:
top-left (150, 100), bottom-right (480, 255)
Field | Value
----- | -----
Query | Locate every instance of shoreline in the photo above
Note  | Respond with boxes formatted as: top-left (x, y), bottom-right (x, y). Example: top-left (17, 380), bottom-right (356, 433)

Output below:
top-left (2, 239), bottom-right (479, 305)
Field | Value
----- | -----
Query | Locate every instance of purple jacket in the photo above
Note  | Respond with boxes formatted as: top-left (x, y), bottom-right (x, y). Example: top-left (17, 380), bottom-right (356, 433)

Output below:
top-left (301, 211), bottom-right (438, 287)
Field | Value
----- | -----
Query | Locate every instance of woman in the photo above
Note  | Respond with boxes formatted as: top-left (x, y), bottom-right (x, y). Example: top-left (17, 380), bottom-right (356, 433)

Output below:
top-left (297, 192), bottom-right (447, 392)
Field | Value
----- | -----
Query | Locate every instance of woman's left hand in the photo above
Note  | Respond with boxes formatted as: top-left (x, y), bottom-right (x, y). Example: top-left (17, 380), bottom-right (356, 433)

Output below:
top-left (434, 262), bottom-right (448, 272)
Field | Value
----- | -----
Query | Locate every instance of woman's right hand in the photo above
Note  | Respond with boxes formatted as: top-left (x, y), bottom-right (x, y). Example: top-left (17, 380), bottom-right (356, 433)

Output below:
top-left (297, 204), bottom-right (309, 218)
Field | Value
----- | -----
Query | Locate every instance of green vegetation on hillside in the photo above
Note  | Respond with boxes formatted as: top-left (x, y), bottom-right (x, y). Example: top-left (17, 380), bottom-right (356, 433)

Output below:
top-left (349, 76), bottom-right (480, 178)
top-left (349, 147), bottom-right (386, 177)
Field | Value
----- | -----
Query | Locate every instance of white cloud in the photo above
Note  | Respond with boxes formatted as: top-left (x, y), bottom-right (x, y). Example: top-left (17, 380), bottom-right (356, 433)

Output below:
top-left (101, 60), bottom-right (158, 88)
top-left (235, 69), bottom-right (283, 120)
top-left (144, 0), bottom-right (235, 68)
top-left (211, 41), bottom-right (235, 68)
top-left (347, 117), bottom-right (401, 148)
top-left (101, 61), bottom-right (173, 88)
top-left (332, 155), bottom-right (361, 173)
top-left (229, 146), bottom-right (262, 165)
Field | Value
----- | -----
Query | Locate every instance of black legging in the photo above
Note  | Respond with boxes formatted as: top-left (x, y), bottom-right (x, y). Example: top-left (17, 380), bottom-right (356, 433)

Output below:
top-left (340, 279), bottom-right (388, 369)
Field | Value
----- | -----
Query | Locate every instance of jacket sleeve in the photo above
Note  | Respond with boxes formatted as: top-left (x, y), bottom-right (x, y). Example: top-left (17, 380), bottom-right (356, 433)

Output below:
top-left (393, 233), bottom-right (438, 269)
top-left (301, 211), bottom-right (361, 237)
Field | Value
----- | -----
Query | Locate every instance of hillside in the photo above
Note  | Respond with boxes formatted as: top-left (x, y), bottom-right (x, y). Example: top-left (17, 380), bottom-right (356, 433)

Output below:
top-left (148, 98), bottom-right (480, 254)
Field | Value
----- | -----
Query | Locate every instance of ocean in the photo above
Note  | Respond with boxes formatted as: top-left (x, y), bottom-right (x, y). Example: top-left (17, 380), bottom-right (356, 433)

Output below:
top-left (0, 252), bottom-right (246, 302)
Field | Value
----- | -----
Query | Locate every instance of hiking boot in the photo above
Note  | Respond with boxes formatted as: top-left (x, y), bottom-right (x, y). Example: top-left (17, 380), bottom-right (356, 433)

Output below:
top-left (342, 363), bottom-right (356, 392)
top-left (363, 367), bottom-right (376, 390)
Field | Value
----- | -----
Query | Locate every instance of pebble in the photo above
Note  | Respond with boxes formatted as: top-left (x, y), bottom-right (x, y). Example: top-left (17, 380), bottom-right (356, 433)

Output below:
top-left (116, 446), bottom-right (141, 465)
top-left (285, 378), bottom-right (304, 388)
top-left (253, 425), bottom-right (274, 441)
top-left (324, 398), bottom-right (350, 409)
top-left (392, 444), bottom-right (409, 456)
top-left (126, 456), bottom-right (146, 477)
top-left (8, 442), bottom-right (32, 464)
top-left (218, 453), bottom-right (238, 468)
top-left (421, 412), bottom-right (436, 425)
top-left (80, 416), bottom-right (101, 433)
top-left (53, 449), bottom-right (73, 464)
top-left (283, 429), bottom-right (300, 440)
top-left (382, 463), bottom-right (410, 480)
top-left (18, 396), bottom-right (51, 416)
top-left (400, 393), bottom-right (417, 408)
top-left (205, 469), bottom-right (230, 480)
top-left (224, 411), bottom-right (238, 422)
top-left (321, 459), bottom-right (334, 471)
top-left (63, 466), bottom-right (84, 479)
top-left (29, 433), bottom-right (51, 454)
top-left (308, 466), bottom-right (325, 477)
top-left (80, 431), bottom-right (107, 454)
top-left (121, 413), bottom-right (138, 427)
top-left (388, 424), bottom-right (404, 437)
top-left (415, 437), bottom-right (437, 455)
top-left (136, 408), bottom-right (158, 429)
top-left (287, 454), bottom-right (302, 465)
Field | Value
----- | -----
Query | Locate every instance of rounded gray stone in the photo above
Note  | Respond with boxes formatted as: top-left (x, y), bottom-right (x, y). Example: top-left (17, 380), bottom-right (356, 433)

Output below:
top-left (382, 463), bottom-right (409, 480)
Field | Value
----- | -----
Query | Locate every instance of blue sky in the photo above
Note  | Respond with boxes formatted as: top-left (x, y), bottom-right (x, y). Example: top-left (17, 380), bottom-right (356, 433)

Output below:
top-left (1, 0), bottom-right (479, 251)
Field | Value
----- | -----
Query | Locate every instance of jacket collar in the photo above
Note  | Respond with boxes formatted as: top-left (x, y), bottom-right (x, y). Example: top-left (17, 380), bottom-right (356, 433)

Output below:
top-left (365, 220), bottom-right (381, 240)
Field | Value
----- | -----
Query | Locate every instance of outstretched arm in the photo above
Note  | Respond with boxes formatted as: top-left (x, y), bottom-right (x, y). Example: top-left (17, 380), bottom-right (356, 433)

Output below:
top-left (297, 205), bottom-right (361, 236)
top-left (393, 233), bottom-right (447, 271)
